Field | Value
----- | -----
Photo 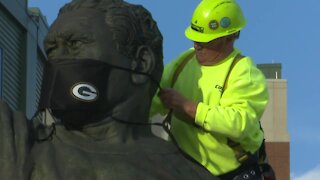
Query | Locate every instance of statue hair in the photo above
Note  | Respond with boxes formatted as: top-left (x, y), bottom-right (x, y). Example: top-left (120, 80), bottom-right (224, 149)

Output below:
top-left (58, 0), bottom-right (164, 94)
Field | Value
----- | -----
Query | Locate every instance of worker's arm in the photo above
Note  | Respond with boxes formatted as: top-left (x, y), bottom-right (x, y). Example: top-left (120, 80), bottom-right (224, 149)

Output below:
top-left (149, 48), bottom-right (195, 118)
top-left (158, 88), bottom-right (197, 122)
top-left (194, 60), bottom-right (269, 141)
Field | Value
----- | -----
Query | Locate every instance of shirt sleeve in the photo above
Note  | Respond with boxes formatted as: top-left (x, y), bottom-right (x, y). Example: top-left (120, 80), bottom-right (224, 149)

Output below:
top-left (194, 58), bottom-right (269, 141)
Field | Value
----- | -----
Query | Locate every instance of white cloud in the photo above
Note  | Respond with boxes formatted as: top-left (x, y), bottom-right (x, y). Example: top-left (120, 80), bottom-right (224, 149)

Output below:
top-left (292, 165), bottom-right (320, 180)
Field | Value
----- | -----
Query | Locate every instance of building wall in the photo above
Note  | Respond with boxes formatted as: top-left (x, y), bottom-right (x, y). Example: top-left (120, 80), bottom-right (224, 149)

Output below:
top-left (0, 3), bottom-right (25, 110)
top-left (257, 63), bottom-right (282, 79)
top-left (265, 142), bottom-right (290, 180)
top-left (261, 80), bottom-right (289, 142)
top-left (0, 0), bottom-right (48, 118)
top-left (261, 79), bottom-right (290, 180)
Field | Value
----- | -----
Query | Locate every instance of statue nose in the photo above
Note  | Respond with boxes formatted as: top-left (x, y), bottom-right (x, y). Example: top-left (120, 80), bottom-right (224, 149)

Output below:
top-left (55, 46), bottom-right (69, 57)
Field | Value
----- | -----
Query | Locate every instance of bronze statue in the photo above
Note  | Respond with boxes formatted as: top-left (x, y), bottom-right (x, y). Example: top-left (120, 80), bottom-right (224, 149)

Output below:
top-left (0, 0), bottom-right (217, 179)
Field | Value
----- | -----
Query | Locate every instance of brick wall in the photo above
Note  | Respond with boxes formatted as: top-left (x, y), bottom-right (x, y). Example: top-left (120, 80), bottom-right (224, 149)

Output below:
top-left (265, 142), bottom-right (290, 180)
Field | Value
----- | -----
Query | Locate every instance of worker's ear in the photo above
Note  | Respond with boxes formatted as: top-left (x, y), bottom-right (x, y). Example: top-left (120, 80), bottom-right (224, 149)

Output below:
top-left (226, 32), bottom-right (239, 42)
top-left (225, 34), bottom-right (234, 42)
top-left (131, 45), bottom-right (155, 84)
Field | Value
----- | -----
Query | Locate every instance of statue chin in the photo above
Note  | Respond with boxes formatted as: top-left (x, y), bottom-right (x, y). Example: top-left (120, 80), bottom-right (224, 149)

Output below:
top-left (52, 110), bottom-right (108, 130)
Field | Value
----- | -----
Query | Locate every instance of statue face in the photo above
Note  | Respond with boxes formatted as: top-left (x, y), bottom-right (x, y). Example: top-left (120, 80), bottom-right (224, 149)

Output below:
top-left (43, 8), bottom-right (139, 125)
top-left (44, 8), bottom-right (129, 67)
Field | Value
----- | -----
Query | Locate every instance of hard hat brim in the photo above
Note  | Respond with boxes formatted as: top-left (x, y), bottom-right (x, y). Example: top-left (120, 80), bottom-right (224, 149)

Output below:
top-left (185, 26), bottom-right (221, 43)
top-left (185, 26), bottom-right (244, 43)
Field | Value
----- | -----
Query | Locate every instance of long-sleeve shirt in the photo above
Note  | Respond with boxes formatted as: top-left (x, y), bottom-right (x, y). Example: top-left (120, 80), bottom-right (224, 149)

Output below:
top-left (150, 48), bottom-right (269, 175)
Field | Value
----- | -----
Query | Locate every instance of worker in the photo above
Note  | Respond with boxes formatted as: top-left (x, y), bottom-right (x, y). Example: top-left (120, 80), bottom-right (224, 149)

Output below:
top-left (150, 0), bottom-right (270, 179)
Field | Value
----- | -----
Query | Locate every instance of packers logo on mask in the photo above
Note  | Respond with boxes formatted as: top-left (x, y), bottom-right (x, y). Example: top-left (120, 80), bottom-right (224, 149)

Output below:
top-left (71, 83), bottom-right (98, 102)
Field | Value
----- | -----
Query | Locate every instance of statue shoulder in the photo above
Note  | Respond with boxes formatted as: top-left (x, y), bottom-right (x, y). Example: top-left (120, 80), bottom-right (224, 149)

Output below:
top-left (0, 100), bottom-right (32, 179)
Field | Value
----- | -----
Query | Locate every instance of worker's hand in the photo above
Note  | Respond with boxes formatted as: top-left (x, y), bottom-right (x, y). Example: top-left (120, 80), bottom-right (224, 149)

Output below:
top-left (159, 88), bottom-right (197, 121)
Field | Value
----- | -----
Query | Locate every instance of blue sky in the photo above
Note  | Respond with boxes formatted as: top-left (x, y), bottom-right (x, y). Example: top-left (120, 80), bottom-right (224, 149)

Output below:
top-left (28, 0), bottom-right (320, 179)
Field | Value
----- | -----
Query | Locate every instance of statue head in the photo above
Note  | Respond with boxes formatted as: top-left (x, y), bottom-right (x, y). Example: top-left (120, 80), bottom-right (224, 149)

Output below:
top-left (41, 0), bottom-right (163, 128)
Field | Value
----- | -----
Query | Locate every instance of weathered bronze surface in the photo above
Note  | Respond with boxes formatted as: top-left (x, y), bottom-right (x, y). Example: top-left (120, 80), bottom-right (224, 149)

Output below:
top-left (0, 0), bottom-right (218, 179)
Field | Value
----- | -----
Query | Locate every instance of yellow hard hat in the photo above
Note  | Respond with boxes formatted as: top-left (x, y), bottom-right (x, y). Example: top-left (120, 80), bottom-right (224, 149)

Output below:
top-left (185, 0), bottom-right (246, 42)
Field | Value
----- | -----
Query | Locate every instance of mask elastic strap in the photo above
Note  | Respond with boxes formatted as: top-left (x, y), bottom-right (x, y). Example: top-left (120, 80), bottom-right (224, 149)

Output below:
top-left (106, 63), bottom-right (162, 90)
top-left (29, 109), bottom-right (57, 142)
top-left (111, 116), bottom-right (162, 126)
top-left (36, 123), bottom-right (56, 142)
top-left (30, 108), bottom-right (197, 167)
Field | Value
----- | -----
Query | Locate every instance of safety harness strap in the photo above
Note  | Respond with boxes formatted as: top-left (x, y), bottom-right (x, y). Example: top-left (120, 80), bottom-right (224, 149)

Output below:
top-left (163, 50), bottom-right (195, 128)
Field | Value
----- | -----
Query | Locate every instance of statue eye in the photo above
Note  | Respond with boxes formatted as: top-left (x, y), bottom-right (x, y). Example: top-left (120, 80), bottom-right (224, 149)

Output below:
top-left (69, 40), bottom-right (82, 47)
top-left (46, 47), bottom-right (56, 57)
top-left (45, 44), bottom-right (57, 57)
top-left (44, 39), bottom-right (57, 56)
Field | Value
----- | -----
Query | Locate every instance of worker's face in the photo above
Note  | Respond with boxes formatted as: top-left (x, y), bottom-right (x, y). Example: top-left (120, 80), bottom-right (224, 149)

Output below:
top-left (193, 37), bottom-right (227, 65)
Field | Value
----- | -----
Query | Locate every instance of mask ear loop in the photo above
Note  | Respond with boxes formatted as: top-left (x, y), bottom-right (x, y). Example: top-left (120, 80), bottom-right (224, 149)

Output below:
top-left (35, 123), bottom-right (56, 142)
top-left (106, 67), bottom-right (199, 165)
top-left (105, 66), bottom-right (190, 161)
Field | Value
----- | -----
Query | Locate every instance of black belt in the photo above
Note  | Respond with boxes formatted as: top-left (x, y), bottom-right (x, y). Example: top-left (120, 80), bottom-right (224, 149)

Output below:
top-left (218, 163), bottom-right (262, 180)
top-left (218, 154), bottom-right (263, 180)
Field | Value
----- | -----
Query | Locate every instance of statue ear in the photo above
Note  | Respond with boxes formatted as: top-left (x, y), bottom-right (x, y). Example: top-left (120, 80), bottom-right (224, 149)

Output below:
top-left (131, 45), bottom-right (155, 84)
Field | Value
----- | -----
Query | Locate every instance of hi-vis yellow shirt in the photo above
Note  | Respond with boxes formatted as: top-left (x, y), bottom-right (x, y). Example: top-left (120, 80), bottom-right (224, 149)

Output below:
top-left (150, 48), bottom-right (269, 176)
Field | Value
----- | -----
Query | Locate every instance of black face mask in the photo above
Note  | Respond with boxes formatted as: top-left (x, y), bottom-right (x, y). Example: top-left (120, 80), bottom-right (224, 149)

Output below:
top-left (38, 58), bottom-right (158, 129)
